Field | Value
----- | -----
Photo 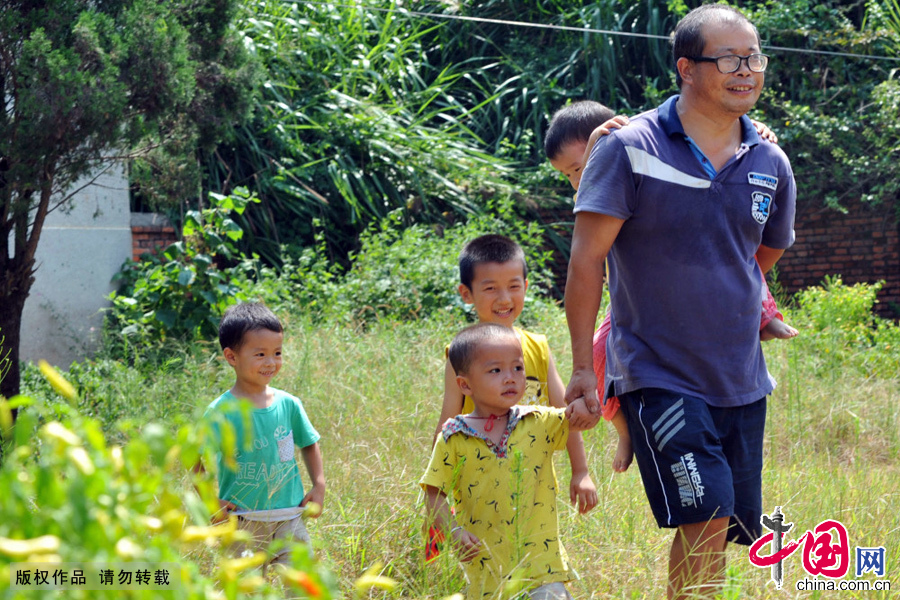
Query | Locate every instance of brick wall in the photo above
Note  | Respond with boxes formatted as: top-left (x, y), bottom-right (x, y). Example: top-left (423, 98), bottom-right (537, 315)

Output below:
top-left (777, 198), bottom-right (900, 318)
top-left (533, 198), bottom-right (900, 319)
top-left (130, 213), bottom-right (177, 261)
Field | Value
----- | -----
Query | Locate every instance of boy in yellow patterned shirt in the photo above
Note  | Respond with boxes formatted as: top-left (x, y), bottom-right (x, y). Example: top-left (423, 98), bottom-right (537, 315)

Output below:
top-left (422, 323), bottom-right (593, 600)
top-left (432, 234), bottom-right (598, 513)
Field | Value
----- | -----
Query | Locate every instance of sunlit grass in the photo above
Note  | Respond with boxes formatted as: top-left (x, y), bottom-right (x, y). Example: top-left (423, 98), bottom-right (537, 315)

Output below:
top-left (14, 298), bottom-right (899, 598)
top-left (264, 307), bottom-right (898, 598)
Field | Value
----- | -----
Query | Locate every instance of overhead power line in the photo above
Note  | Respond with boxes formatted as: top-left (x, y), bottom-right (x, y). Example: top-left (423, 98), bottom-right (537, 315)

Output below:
top-left (290, 0), bottom-right (900, 63)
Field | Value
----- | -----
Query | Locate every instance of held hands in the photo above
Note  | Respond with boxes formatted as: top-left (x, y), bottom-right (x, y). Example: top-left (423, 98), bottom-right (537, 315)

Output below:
top-left (450, 527), bottom-right (482, 562)
top-left (564, 396), bottom-right (602, 430)
top-left (569, 471), bottom-right (598, 515)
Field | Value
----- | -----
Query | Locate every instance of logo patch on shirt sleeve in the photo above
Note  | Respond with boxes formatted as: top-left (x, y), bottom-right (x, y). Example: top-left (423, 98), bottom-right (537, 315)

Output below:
top-left (748, 172), bottom-right (778, 190)
top-left (751, 192), bottom-right (772, 224)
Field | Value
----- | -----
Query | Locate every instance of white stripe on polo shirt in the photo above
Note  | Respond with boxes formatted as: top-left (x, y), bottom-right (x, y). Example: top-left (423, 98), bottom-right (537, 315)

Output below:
top-left (625, 146), bottom-right (711, 189)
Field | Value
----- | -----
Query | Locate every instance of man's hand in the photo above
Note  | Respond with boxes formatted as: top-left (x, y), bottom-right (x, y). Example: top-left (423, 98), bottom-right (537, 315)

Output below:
top-left (565, 367), bottom-right (602, 415)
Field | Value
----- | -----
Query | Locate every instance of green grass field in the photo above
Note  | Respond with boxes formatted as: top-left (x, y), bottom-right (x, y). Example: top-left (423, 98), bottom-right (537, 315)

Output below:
top-left (166, 306), bottom-right (897, 599)
top-left (6, 297), bottom-right (899, 599)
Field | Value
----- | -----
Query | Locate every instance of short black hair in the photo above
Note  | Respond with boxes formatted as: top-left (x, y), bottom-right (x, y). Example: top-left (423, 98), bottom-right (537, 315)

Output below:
top-left (458, 234), bottom-right (527, 290)
top-left (448, 322), bottom-right (520, 375)
top-left (218, 302), bottom-right (283, 350)
top-left (672, 4), bottom-right (760, 87)
top-left (544, 100), bottom-right (615, 160)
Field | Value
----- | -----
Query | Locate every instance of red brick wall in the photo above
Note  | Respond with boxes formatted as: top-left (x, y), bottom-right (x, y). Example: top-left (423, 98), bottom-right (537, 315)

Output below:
top-left (534, 198), bottom-right (900, 318)
top-left (130, 213), bottom-right (178, 261)
top-left (777, 198), bottom-right (900, 318)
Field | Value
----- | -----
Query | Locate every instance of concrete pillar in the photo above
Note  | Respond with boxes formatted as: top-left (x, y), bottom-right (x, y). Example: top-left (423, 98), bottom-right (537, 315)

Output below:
top-left (18, 164), bottom-right (132, 367)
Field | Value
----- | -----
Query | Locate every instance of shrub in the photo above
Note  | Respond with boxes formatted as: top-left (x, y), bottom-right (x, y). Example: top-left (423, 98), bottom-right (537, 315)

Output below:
top-left (0, 367), bottom-right (297, 599)
top-left (106, 189), bottom-right (283, 362)
top-left (789, 275), bottom-right (899, 378)
top-left (1, 364), bottom-right (392, 599)
top-left (284, 199), bottom-right (559, 327)
top-left (106, 193), bottom-right (561, 360)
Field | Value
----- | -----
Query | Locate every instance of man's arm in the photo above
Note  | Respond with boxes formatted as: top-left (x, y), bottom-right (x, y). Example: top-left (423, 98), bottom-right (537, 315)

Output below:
top-left (564, 212), bottom-right (625, 413)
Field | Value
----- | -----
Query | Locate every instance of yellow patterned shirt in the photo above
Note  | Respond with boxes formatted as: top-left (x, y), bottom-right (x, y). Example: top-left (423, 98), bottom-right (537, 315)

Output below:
top-left (420, 406), bottom-right (571, 599)
top-left (460, 327), bottom-right (550, 414)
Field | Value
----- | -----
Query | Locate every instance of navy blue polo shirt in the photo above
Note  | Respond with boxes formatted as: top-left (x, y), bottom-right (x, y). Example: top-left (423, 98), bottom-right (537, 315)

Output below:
top-left (575, 95), bottom-right (796, 407)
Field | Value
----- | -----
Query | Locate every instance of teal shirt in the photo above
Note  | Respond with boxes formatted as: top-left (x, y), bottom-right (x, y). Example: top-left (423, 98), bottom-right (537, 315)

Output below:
top-left (204, 389), bottom-right (320, 510)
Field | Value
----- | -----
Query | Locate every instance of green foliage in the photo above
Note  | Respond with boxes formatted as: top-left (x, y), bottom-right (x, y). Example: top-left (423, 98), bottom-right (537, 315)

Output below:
top-left (19, 355), bottom-right (225, 442)
top-left (187, 0), bottom-right (900, 276)
top-left (765, 77), bottom-right (900, 216)
top-left (272, 199), bottom-right (558, 327)
top-left (205, 0), bottom-right (517, 264)
top-left (0, 366), bottom-right (349, 599)
top-left (789, 276), bottom-right (900, 378)
top-left (0, 1), bottom-right (195, 194)
top-left (107, 189), bottom-right (272, 359)
top-left (744, 0), bottom-right (900, 216)
top-left (107, 191), bottom-right (558, 361)
top-left (870, 0), bottom-right (900, 56)
top-left (0, 404), bottom-right (218, 598)
top-left (748, 0), bottom-right (887, 101)
top-left (14, 301), bottom-right (900, 599)
top-left (426, 0), bottom-right (677, 165)
top-left (0, 333), bottom-right (9, 387)
top-left (0, 0), bottom-right (256, 401)
top-left (212, 0), bottom-right (900, 270)
top-left (130, 0), bottom-right (260, 214)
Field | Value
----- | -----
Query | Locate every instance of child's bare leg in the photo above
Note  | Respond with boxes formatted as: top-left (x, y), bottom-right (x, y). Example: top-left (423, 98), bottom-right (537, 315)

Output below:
top-left (611, 411), bottom-right (633, 473)
top-left (760, 317), bottom-right (798, 341)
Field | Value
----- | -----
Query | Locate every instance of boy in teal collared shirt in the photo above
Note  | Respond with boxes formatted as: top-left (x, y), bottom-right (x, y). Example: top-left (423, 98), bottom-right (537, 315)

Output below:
top-left (200, 302), bottom-right (325, 570)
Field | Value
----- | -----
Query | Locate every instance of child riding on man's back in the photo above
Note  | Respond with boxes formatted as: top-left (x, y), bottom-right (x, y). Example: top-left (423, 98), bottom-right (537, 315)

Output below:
top-left (544, 100), bottom-right (799, 472)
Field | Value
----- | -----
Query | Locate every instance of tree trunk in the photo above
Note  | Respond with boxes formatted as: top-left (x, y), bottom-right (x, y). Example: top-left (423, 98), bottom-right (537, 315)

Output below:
top-left (0, 263), bottom-right (32, 406)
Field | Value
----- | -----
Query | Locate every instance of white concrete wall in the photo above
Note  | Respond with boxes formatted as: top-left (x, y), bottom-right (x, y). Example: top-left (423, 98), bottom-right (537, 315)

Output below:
top-left (18, 164), bottom-right (132, 367)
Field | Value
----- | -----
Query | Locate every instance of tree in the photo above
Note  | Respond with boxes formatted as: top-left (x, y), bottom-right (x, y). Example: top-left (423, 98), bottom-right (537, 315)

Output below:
top-left (0, 0), bottom-right (256, 404)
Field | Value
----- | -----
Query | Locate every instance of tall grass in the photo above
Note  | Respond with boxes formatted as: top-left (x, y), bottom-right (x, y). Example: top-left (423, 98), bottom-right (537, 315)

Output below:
top-left (277, 309), bottom-right (898, 599)
top-left (16, 288), bottom-right (899, 598)
top-left (207, 0), bottom-right (519, 264)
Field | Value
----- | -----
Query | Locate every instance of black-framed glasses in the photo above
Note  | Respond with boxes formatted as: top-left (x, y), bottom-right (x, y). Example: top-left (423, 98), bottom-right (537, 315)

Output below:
top-left (687, 53), bottom-right (769, 74)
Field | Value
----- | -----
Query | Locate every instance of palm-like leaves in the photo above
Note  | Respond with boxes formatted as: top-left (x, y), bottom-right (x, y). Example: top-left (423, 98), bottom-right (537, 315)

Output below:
top-left (207, 0), bottom-right (516, 263)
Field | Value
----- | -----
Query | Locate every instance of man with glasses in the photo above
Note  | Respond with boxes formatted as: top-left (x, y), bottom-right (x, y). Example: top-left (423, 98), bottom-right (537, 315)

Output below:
top-left (564, 4), bottom-right (795, 599)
